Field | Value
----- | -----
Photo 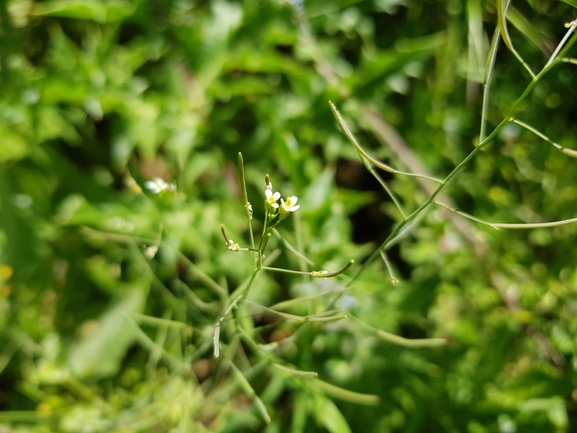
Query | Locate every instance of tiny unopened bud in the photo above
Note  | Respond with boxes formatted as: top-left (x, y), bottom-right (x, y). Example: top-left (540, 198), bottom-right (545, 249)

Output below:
top-left (264, 174), bottom-right (272, 191)
top-left (310, 260), bottom-right (354, 278)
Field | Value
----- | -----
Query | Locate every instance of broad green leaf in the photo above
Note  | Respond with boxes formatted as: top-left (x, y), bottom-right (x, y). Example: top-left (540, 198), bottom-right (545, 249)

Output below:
top-left (67, 288), bottom-right (145, 379)
top-left (302, 166), bottom-right (335, 212)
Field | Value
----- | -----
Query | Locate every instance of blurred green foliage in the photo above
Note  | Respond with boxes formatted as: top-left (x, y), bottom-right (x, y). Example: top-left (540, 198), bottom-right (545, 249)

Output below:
top-left (1, 0), bottom-right (577, 432)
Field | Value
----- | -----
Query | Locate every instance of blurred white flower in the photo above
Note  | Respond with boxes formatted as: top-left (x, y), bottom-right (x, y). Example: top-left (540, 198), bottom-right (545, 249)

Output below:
top-left (145, 178), bottom-right (176, 194)
top-left (279, 195), bottom-right (300, 219)
top-left (143, 245), bottom-right (158, 259)
top-left (265, 189), bottom-right (281, 212)
top-left (226, 239), bottom-right (241, 252)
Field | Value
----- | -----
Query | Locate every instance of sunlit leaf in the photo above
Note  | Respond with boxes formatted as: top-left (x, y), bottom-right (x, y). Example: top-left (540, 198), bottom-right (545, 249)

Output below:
top-left (67, 289), bottom-right (145, 379)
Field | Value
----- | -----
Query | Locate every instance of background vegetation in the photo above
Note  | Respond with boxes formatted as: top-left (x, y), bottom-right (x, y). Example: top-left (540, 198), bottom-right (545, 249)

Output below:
top-left (2, 0), bottom-right (577, 432)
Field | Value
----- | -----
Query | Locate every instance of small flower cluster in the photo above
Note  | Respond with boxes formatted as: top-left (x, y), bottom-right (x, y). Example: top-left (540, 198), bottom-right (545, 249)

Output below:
top-left (144, 178), bottom-right (176, 194)
top-left (221, 174), bottom-right (300, 253)
top-left (264, 174), bottom-right (300, 221)
top-left (215, 156), bottom-right (355, 360)
top-left (225, 239), bottom-right (241, 252)
top-left (221, 226), bottom-right (243, 253)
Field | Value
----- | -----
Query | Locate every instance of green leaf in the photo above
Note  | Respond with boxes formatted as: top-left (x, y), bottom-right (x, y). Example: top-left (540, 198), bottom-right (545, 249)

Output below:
top-left (301, 166), bottom-right (335, 212)
top-left (313, 394), bottom-right (352, 433)
top-left (519, 397), bottom-right (568, 429)
top-left (67, 288), bottom-right (145, 379)
top-left (0, 122), bottom-right (29, 162)
top-left (496, 0), bottom-right (513, 52)
top-left (561, 0), bottom-right (577, 8)
top-left (32, 0), bottom-right (135, 22)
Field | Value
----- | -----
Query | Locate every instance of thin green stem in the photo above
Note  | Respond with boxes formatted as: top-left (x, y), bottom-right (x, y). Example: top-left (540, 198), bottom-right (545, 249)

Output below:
top-left (435, 201), bottom-right (577, 229)
top-left (271, 228), bottom-right (317, 266)
top-left (512, 119), bottom-right (577, 158)
top-left (77, 226), bottom-right (228, 302)
top-left (240, 268), bottom-right (260, 301)
top-left (262, 266), bottom-right (311, 276)
top-left (214, 294), bottom-right (243, 358)
top-left (311, 377), bottom-right (380, 405)
top-left (246, 301), bottom-right (347, 323)
top-left (329, 101), bottom-right (443, 183)
top-left (260, 232), bottom-right (273, 256)
top-left (172, 279), bottom-right (218, 313)
top-left (237, 326), bottom-right (277, 367)
top-left (292, 203), bottom-right (309, 274)
top-left (480, 27), bottom-right (501, 142)
top-left (346, 144), bottom-right (482, 286)
top-left (258, 213), bottom-right (271, 252)
top-left (560, 57), bottom-right (577, 66)
top-left (343, 20), bottom-right (577, 286)
top-left (259, 263), bottom-right (351, 289)
top-left (237, 326), bottom-right (319, 377)
top-left (225, 357), bottom-right (271, 424)
top-left (544, 19), bottom-right (577, 69)
top-left (177, 252), bottom-right (228, 301)
top-left (269, 288), bottom-right (347, 311)
top-left (359, 154), bottom-right (407, 220)
top-left (214, 266), bottom-right (260, 358)
top-left (310, 259), bottom-right (355, 278)
top-left (125, 314), bottom-right (184, 369)
top-left (350, 315), bottom-right (447, 348)
top-left (131, 313), bottom-right (192, 329)
top-left (496, 0), bottom-right (536, 79)
top-left (380, 252), bottom-right (399, 287)
top-left (238, 152), bottom-right (255, 251)
top-left (272, 363), bottom-right (318, 376)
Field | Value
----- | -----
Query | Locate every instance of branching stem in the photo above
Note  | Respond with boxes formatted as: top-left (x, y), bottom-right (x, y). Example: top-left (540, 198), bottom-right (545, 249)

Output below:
top-left (339, 19), bottom-right (577, 286)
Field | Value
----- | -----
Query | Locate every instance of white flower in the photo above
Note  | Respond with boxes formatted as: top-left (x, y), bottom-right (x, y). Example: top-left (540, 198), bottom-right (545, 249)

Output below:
top-left (279, 195), bottom-right (300, 219)
top-left (265, 189), bottom-right (281, 212)
top-left (226, 239), bottom-right (241, 252)
top-left (246, 202), bottom-right (253, 220)
top-left (143, 245), bottom-right (158, 259)
top-left (145, 178), bottom-right (176, 194)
